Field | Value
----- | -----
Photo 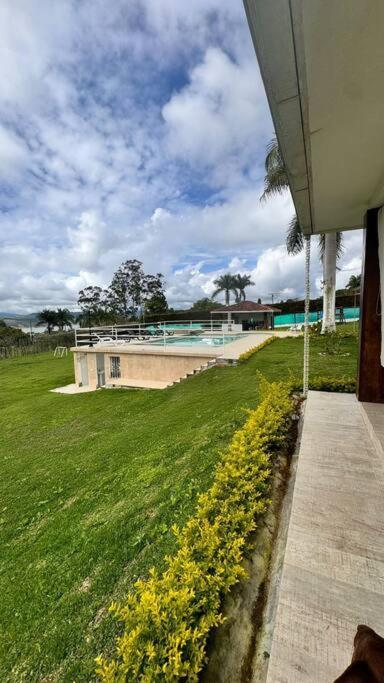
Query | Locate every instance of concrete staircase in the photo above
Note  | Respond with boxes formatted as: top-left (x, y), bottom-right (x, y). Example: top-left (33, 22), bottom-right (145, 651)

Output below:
top-left (168, 358), bottom-right (217, 387)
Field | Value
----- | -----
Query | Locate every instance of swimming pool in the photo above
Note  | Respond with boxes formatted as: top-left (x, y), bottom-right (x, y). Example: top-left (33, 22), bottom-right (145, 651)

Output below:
top-left (149, 334), bottom-right (244, 347)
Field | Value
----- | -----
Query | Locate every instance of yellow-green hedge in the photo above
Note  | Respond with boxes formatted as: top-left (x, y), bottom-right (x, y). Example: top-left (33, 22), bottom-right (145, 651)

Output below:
top-left (238, 335), bottom-right (277, 363)
top-left (96, 378), bottom-right (294, 682)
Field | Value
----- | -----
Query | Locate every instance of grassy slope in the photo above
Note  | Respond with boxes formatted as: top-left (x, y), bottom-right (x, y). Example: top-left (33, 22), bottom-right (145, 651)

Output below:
top-left (0, 336), bottom-right (357, 681)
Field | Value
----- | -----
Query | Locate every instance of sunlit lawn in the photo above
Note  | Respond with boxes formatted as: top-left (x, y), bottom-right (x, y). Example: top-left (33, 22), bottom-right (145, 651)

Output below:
top-left (0, 335), bottom-right (357, 681)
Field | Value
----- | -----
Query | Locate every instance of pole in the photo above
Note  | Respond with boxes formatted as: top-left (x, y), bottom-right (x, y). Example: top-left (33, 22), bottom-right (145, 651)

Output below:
top-left (88, 312), bottom-right (93, 348)
top-left (303, 236), bottom-right (311, 396)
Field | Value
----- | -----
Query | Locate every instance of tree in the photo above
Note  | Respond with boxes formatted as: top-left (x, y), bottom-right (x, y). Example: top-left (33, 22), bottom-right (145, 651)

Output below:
top-left (261, 136), bottom-right (342, 332)
top-left (212, 274), bottom-right (238, 306)
top-left (212, 273), bottom-right (238, 327)
top-left (0, 325), bottom-right (28, 346)
top-left (346, 274), bottom-right (361, 290)
top-left (0, 319), bottom-right (6, 328)
top-left (108, 259), bottom-right (146, 319)
top-left (55, 308), bottom-right (74, 331)
top-left (233, 273), bottom-right (254, 302)
top-left (318, 233), bottom-right (343, 333)
top-left (78, 286), bottom-right (109, 325)
top-left (77, 263), bottom-right (168, 324)
top-left (143, 274), bottom-right (168, 315)
top-left (143, 273), bottom-right (167, 315)
top-left (145, 292), bottom-right (168, 315)
top-left (190, 298), bottom-right (219, 312)
top-left (36, 309), bottom-right (57, 334)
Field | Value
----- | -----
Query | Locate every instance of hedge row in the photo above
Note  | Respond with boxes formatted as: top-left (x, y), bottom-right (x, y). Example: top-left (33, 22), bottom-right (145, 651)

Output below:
top-left (96, 378), bottom-right (295, 682)
top-left (238, 335), bottom-right (277, 363)
top-left (290, 375), bottom-right (356, 394)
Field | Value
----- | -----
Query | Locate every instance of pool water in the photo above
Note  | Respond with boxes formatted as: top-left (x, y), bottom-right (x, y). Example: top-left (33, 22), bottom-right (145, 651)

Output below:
top-left (149, 334), bottom-right (244, 347)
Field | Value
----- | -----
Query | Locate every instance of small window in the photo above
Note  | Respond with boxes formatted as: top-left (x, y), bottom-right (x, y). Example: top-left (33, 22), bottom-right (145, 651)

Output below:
top-left (110, 356), bottom-right (121, 379)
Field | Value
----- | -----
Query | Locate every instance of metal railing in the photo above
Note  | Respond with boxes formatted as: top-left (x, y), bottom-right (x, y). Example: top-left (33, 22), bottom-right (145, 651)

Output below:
top-left (74, 319), bottom-right (235, 347)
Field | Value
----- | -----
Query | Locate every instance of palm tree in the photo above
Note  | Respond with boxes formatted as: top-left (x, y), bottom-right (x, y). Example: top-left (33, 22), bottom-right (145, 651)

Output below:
top-left (212, 273), bottom-right (238, 306)
top-left (36, 309), bottom-right (57, 334)
top-left (346, 274), bottom-right (361, 290)
top-left (261, 137), bottom-right (342, 332)
top-left (233, 273), bottom-right (254, 302)
top-left (318, 233), bottom-right (343, 333)
top-left (56, 308), bottom-right (74, 331)
top-left (212, 274), bottom-right (238, 326)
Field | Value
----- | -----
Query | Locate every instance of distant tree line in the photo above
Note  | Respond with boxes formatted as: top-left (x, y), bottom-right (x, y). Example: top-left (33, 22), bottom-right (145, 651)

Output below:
top-left (77, 259), bottom-right (168, 326)
top-left (33, 266), bottom-right (359, 334)
top-left (0, 317), bottom-right (75, 351)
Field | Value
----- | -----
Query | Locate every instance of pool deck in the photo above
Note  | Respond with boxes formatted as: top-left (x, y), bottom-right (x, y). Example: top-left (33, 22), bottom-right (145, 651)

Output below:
top-left (263, 392), bottom-right (384, 682)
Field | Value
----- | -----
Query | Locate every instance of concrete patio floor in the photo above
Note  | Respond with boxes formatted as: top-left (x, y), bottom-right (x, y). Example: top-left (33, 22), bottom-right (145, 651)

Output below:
top-left (264, 391), bottom-right (384, 683)
top-left (50, 383), bottom-right (99, 394)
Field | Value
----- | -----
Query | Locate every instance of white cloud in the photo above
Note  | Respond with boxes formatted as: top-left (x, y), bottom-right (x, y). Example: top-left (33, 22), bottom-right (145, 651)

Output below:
top-left (67, 211), bottom-right (109, 270)
top-left (0, 125), bottom-right (28, 178)
top-left (0, 1), bottom-right (364, 315)
top-left (163, 48), bottom-right (269, 181)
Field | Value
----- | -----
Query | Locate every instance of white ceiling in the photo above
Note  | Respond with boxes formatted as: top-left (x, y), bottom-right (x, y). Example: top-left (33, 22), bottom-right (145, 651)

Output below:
top-left (244, 0), bottom-right (384, 234)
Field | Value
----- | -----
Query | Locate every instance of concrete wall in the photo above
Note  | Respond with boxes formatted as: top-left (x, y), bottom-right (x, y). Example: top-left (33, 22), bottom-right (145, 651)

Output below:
top-left (74, 351), bottom-right (98, 388)
top-left (73, 349), bottom-right (215, 387)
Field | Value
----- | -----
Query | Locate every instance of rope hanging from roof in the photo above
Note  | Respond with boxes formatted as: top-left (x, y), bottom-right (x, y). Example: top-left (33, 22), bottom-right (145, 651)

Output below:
top-left (303, 235), bottom-right (311, 396)
top-left (378, 208), bottom-right (384, 367)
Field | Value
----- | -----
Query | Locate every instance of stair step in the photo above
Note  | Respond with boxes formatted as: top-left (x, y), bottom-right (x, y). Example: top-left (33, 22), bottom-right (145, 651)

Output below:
top-left (168, 359), bottom-right (218, 387)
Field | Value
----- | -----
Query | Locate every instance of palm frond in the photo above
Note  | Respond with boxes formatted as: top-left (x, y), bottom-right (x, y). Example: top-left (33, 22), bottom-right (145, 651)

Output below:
top-left (212, 287), bottom-right (222, 299)
top-left (264, 137), bottom-right (281, 172)
top-left (286, 215), bottom-right (304, 255)
top-left (318, 231), bottom-right (343, 262)
top-left (260, 137), bottom-right (289, 202)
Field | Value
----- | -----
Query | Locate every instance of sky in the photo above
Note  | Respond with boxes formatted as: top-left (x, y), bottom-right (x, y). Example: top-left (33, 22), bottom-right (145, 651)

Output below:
top-left (0, 0), bottom-right (362, 314)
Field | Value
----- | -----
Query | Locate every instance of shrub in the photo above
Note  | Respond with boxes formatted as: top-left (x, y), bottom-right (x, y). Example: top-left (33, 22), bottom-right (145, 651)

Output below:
top-left (0, 326), bottom-right (29, 346)
top-left (96, 378), bottom-right (295, 682)
top-left (238, 335), bottom-right (277, 363)
top-left (309, 321), bottom-right (322, 336)
top-left (290, 375), bottom-right (356, 394)
top-left (335, 323), bottom-right (359, 339)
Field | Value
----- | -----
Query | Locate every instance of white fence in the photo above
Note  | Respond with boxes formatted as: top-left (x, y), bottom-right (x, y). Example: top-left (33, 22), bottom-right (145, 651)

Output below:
top-left (74, 319), bottom-right (229, 347)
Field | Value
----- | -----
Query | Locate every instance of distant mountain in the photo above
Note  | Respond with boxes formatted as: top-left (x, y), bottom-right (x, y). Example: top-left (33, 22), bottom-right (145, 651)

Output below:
top-left (0, 311), bottom-right (80, 322)
top-left (0, 312), bottom-right (39, 323)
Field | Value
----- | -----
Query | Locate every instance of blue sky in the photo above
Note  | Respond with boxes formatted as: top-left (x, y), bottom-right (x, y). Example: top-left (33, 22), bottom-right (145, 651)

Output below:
top-left (0, 0), bottom-right (362, 313)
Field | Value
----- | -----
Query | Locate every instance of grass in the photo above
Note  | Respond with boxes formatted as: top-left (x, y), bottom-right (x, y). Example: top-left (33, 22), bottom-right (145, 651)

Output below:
top-left (0, 335), bottom-right (357, 682)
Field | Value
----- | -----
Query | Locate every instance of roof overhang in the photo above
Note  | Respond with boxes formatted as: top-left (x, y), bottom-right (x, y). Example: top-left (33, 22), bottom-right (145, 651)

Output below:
top-left (211, 308), bottom-right (279, 314)
top-left (244, 0), bottom-right (384, 235)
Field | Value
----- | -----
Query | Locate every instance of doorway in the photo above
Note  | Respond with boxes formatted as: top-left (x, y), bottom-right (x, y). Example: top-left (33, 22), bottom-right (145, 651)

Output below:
top-left (78, 353), bottom-right (89, 386)
top-left (96, 353), bottom-right (105, 387)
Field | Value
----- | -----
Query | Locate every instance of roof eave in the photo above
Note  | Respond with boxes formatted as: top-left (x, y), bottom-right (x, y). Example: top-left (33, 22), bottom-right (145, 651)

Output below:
top-left (243, 0), bottom-right (313, 235)
top-left (211, 308), bottom-right (281, 314)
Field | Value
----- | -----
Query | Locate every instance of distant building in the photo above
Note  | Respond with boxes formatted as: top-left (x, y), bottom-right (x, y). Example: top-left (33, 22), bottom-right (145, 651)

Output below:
top-left (211, 300), bottom-right (281, 331)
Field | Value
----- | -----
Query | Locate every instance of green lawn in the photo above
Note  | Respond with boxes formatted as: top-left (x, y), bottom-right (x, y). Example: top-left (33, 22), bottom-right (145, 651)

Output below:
top-left (0, 336), bottom-right (357, 682)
